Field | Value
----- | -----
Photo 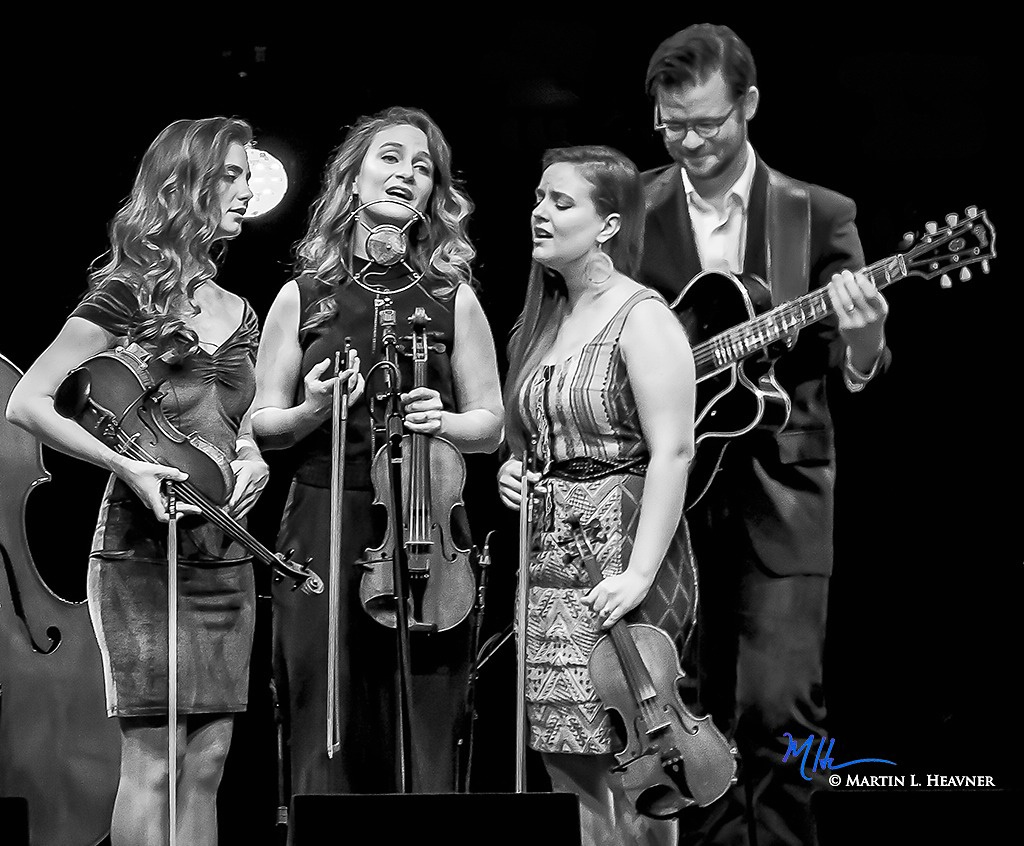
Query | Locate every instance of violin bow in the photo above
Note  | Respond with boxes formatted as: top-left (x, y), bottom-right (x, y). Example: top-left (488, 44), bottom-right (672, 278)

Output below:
top-left (515, 438), bottom-right (538, 793)
top-left (166, 482), bottom-right (179, 846)
top-left (326, 340), bottom-right (352, 758)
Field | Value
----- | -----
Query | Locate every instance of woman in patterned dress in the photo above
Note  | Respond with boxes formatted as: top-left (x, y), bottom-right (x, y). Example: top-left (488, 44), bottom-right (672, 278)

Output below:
top-left (6, 118), bottom-right (266, 846)
top-left (498, 146), bottom-right (697, 846)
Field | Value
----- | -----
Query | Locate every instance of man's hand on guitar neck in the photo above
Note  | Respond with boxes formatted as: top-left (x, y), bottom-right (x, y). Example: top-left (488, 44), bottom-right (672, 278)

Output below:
top-left (827, 268), bottom-right (888, 391)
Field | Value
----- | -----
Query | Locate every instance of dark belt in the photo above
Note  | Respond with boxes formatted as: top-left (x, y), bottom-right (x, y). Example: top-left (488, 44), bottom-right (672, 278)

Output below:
top-left (545, 455), bottom-right (648, 481)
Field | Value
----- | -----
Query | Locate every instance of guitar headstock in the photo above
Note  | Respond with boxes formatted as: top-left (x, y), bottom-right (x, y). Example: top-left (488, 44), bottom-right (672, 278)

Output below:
top-left (901, 206), bottom-right (996, 288)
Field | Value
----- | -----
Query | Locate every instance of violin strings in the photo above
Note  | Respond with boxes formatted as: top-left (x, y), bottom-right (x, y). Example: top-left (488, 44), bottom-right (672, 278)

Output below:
top-left (409, 356), bottom-right (431, 545)
top-left (112, 432), bottom-right (277, 565)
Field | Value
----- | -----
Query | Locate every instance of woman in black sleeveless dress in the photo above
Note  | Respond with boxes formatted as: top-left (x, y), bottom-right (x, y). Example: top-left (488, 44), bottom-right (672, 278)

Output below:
top-left (253, 106), bottom-right (503, 797)
top-left (7, 117), bottom-right (267, 846)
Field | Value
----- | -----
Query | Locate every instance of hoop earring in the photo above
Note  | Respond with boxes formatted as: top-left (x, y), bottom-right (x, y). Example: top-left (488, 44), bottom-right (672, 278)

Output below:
top-left (585, 249), bottom-right (614, 285)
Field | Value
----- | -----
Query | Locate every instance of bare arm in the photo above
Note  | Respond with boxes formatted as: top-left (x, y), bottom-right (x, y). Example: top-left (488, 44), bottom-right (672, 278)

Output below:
top-left (5, 317), bottom-right (190, 519)
top-left (583, 297), bottom-right (696, 628)
top-left (402, 284), bottom-right (504, 454)
top-left (227, 405), bottom-right (269, 518)
top-left (251, 280), bottom-right (363, 451)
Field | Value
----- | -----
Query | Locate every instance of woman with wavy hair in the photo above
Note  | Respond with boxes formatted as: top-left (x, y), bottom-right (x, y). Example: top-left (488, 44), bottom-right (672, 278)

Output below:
top-left (6, 117), bottom-right (266, 845)
top-left (253, 105), bottom-right (502, 795)
top-left (497, 146), bottom-right (697, 846)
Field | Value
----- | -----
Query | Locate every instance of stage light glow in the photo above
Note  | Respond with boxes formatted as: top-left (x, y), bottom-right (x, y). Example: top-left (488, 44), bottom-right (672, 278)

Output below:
top-left (244, 147), bottom-right (289, 218)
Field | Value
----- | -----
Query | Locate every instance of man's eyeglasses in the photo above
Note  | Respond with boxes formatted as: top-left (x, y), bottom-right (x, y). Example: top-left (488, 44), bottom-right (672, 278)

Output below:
top-left (654, 101), bottom-right (740, 139)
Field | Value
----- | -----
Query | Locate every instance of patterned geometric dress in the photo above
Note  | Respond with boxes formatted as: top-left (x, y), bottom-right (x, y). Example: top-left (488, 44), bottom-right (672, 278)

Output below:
top-left (520, 289), bottom-right (698, 755)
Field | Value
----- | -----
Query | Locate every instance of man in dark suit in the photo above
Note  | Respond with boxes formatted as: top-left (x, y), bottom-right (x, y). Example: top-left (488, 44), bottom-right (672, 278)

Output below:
top-left (638, 23), bottom-right (891, 846)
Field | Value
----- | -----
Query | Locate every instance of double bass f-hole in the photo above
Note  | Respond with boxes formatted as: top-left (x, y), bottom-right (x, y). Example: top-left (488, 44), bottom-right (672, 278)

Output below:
top-left (567, 512), bottom-right (737, 819)
top-left (0, 354), bottom-right (121, 846)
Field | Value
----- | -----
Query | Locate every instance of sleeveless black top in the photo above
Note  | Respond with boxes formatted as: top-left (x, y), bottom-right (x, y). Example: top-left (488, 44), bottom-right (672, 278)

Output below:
top-left (291, 264), bottom-right (459, 489)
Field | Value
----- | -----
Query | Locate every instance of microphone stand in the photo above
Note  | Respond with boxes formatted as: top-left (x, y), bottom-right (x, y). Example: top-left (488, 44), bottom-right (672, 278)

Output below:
top-left (456, 530), bottom-right (494, 793)
top-left (379, 316), bottom-right (416, 794)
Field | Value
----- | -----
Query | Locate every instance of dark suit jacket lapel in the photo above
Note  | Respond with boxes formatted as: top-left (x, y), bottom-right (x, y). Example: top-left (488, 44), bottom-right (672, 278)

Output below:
top-left (744, 157), bottom-right (769, 281)
top-left (644, 167), bottom-right (701, 299)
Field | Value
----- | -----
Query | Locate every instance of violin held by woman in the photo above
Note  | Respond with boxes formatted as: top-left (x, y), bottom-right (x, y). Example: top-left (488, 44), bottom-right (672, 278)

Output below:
top-left (251, 105), bottom-right (503, 798)
top-left (498, 145), bottom-right (712, 846)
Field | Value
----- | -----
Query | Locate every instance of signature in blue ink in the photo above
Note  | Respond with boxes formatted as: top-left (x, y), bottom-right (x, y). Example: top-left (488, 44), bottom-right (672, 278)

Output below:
top-left (782, 733), bottom-right (897, 782)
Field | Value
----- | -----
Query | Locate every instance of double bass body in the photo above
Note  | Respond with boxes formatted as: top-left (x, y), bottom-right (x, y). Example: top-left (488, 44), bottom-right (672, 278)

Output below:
top-left (0, 355), bottom-right (120, 846)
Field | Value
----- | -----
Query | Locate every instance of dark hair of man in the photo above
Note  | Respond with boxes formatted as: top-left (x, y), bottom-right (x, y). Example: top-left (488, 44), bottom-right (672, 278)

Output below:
top-left (645, 23), bottom-right (757, 101)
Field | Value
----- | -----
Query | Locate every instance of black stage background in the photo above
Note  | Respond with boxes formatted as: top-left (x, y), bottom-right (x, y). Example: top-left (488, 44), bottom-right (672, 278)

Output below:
top-left (2, 16), bottom-right (1020, 845)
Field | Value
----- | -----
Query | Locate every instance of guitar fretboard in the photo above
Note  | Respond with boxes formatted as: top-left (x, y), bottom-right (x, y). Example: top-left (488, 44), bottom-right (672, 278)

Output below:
top-left (693, 255), bottom-right (905, 377)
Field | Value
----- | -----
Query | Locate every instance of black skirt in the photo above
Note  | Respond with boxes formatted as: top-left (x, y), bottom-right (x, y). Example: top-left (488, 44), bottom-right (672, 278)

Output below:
top-left (87, 556), bottom-right (255, 717)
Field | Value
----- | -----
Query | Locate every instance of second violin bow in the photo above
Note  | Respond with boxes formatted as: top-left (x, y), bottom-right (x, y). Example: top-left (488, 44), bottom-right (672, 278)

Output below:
top-left (515, 438), bottom-right (537, 793)
top-left (326, 340), bottom-right (352, 758)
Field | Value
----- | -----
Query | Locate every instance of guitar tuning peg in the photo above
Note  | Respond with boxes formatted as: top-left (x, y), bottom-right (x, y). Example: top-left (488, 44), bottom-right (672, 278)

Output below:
top-left (945, 213), bottom-right (958, 227)
top-left (939, 274), bottom-right (953, 288)
top-left (966, 205), bottom-right (978, 217)
top-left (959, 267), bottom-right (972, 282)
top-left (925, 221), bottom-right (938, 234)
top-left (981, 259), bottom-right (990, 274)
top-left (900, 232), bottom-right (915, 248)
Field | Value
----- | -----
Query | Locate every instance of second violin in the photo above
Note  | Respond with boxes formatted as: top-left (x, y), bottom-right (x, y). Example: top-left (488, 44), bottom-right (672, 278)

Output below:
top-left (360, 307), bottom-right (475, 632)
top-left (567, 512), bottom-right (737, 819)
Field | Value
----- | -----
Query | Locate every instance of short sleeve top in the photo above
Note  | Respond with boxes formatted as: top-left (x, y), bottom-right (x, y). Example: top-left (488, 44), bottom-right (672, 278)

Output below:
top-left (71, 279), bottom-right (259, 562)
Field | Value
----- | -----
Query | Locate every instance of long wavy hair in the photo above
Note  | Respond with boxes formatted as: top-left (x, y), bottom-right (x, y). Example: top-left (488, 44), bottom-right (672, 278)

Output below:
top-left (296, 106), bottom-right (475, 332)
top-left (87, 117), bottom-right (253, 360)
top-left (503, 145), bottom-right (644, 456)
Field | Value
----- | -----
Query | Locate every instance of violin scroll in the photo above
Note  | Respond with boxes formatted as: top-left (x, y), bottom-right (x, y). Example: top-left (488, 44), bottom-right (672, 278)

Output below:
top-left (276, 549), bottom-right (324, 595)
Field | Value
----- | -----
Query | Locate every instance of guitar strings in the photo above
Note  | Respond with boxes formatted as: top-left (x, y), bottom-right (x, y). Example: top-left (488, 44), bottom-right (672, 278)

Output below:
top-left (691, 255), bottom-right (902, 368)
top-left (111, 429), bottom-right (302, 578)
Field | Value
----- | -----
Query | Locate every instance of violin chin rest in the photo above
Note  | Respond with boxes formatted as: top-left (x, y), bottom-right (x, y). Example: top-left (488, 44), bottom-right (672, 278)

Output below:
top-left (54, 367), bottom-right (92, 420)
top-left (637, 783), bottom-right (693, 820)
